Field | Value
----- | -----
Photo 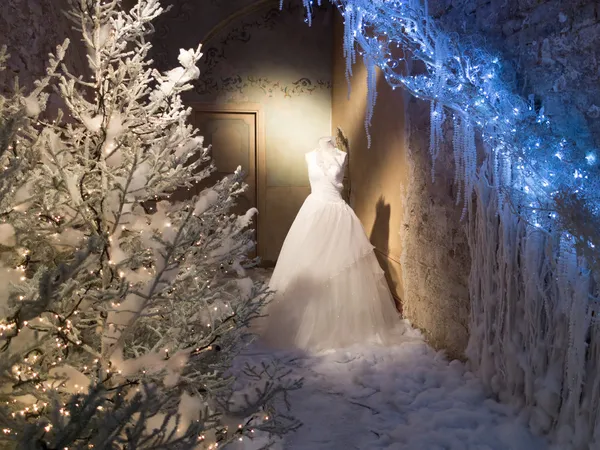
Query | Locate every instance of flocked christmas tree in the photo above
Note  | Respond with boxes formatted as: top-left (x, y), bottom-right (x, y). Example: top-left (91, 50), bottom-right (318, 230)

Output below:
top-left (0, 0), bottom-right (300, 448)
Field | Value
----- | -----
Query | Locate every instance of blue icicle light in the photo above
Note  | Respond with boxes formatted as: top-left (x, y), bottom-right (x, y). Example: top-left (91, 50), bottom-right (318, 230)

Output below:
top-left (295, 0), bottom-right (600, 272)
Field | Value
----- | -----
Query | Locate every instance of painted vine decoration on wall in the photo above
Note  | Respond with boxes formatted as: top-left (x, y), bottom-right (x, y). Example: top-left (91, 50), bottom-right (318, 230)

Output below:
top-left (195, 2), bottom-right (331, 97)
top-left (197, 74), bottom-right (331, 98)
top-left (194, 5), bottom-right (291, 95)
top-left (153, 1), bottom-right (332, 98)
top-left (152, 0), bottom-right (196, 68)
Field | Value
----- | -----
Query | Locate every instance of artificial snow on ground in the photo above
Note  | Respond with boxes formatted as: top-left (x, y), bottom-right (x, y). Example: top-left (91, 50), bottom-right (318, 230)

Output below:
top-left (232, 320), bottom-right (548, 450)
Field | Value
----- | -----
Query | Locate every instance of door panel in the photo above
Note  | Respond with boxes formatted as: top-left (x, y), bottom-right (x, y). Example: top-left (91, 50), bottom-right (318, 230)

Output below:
top-left (192, 112), bottom-right (257, 219)
top-left (170, 110), bottom-right (258, 257)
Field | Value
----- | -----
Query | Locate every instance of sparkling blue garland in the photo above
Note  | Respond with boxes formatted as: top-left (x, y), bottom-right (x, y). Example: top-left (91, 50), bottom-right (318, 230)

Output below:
top-left (296, 0), bottom-right (600, 265)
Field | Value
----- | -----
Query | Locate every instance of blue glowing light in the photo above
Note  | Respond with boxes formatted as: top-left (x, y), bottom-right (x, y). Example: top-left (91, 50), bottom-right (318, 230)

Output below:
top-left (299, 0), bottom-right (600, 260)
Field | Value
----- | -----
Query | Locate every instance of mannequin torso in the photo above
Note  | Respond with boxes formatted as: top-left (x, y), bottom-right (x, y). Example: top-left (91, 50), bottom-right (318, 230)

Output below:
top-left (305, 137), bottom-right (347, 200)
top-left (305, 136), bottom-right (347, 169)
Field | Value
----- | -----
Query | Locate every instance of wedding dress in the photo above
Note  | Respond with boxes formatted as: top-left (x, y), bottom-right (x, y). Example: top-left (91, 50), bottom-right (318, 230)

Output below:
top-left (259, 137), bottom-right (399, 351)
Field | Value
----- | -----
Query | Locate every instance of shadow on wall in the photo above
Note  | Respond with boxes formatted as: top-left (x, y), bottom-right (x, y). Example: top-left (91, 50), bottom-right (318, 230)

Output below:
top-left (369, 196), bottom-right (402, 315)
top-left (401, 96), bottom-right (471, 361)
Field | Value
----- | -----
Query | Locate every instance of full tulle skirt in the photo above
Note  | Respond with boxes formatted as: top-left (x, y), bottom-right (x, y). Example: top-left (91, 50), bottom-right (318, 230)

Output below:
top-left (258, 194), bottom-right (399, 352)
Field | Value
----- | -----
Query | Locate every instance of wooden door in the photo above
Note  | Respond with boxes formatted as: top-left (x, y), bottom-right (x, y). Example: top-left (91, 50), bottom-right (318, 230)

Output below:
top-left (192, 111), bottom-right (257, 219)
top-left (171, 110), bottom-right (259, 257)
top-left (171, 104), bottom-right (265, 257)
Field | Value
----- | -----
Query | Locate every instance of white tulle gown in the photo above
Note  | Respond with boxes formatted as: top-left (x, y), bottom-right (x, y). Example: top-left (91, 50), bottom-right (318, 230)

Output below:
top-left (260, 141), bottom-right (399, 351)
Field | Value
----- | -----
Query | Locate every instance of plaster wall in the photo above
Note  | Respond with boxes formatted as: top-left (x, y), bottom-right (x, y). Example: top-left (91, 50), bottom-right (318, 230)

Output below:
top-left (153, 0), bottom-right (333, 263)
top-left (331, 16), bottom-right (471, 360)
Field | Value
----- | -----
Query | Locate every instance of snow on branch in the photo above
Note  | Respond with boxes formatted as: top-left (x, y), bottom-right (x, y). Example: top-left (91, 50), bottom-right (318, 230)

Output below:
top-left (0, 1), bottom-right (300, 448)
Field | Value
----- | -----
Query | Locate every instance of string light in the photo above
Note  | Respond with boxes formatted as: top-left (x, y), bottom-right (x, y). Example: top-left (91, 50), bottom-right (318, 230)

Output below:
top-left (310, 0), bottom-right (600, 254)
top-left (0, 0), bottom-right (274, 446)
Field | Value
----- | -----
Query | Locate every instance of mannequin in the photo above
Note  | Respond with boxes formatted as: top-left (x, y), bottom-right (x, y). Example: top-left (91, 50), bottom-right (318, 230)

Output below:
top-left (258, 137), bottom-right (398, 351)
top-left (306, 136), bottom-right (346, 189)
top-left (318, 136), bottom-right (336, 150)
top-left (316, 136), bottom-right (345, 162)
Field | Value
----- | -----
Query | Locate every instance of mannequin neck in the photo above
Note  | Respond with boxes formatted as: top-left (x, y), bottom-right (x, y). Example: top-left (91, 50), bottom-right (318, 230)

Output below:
top-left (318, 137), bottom-right (336, 151)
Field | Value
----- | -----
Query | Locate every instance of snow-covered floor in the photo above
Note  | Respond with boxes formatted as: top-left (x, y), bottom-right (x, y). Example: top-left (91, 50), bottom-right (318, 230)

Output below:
top-left (234, 320), bottom-right (548, 450)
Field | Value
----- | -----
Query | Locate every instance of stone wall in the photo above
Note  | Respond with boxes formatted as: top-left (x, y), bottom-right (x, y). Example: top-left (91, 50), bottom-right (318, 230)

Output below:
top-left (0, 0), bottom-right (88, 102)
top-left (333, 0), bottom-right (600, 361)
top-left (430, 0), bottom-right (600, 148)
top-left (401, 99), bottom-right (471, 361)
top-left (1, 0), bottom-right (67, 86)
top-left (393, 0), bottom-right (600, 358)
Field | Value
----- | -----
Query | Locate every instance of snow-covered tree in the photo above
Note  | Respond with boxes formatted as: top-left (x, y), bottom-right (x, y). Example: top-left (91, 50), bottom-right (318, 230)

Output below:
top-left (0, 1), bottom-right (299, 448)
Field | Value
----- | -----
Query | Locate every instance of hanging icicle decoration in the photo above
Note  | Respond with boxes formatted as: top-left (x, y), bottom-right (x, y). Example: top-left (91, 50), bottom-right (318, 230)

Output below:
top-left (297, 0), bottom-right (600, 447)
top-left (462, 117), bottom-right (476, 220)
top-left (298, 0), bottom-right (316, 26)
top-left (450, 113), bottom-right (476, 220)
top-left (452, 114), bottom-right (464, 206)
top-left (429, 30), bottom-right (449, 182)
top-left (340, 3), bottom-right (358, 98)
top-left (364, 54), bottom-right (378, 148)
top-left (310, 0), bottom-right (600, 247)
top-left (429, 100), bottom-right (444, 180)
top-left (492, 144), bottom-right (511, 212)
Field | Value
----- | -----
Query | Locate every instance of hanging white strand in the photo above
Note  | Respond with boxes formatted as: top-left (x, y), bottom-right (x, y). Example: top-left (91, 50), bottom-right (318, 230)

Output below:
top-left (452, 114), bottom-right (464, 206)
top-left (429, 32), bottom-right (448, 181)
top-left (302, 0), bottom-right (313, 27)
top-left (461, 117), bottom-right (476, 221)
top-left (365, 55), bottom-right (378, 148)
top-left (466, 165), bottom-right (599, 446)
top-left (429, 100), bottom-right (444, 179)
top-left (311, 1), bottom-right (600, 446)
top-left (341, 4), bottom-right (358, 99)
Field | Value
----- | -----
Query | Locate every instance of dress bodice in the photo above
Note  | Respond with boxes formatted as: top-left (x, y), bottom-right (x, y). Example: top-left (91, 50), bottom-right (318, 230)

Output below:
top-left (305, 149), bottom-right (346, 203)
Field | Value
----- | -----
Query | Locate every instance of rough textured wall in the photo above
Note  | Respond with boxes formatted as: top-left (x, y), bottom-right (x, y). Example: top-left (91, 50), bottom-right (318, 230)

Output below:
top-left (423, 0), bottom-right (600, 440)
top-left (402, 100), bottom-right (471, 361)
top-left (331, 16), bottom-right (471, 360)
top-left (153, 0), bottom-right (333, 263)
top-left (0, 0), bottom-right (88, 99)
top-left (430, 0), bottom-right (600, 148)
top-left (332, 0), bottom-right (600, 361)
top-left (1, 0), bottom-right (68, 86)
